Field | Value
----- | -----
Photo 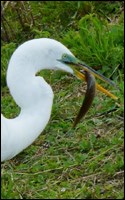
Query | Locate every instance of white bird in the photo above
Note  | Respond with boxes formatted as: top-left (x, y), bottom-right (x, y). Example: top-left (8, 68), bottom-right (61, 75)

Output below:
top-left (1, 38), bottom-right (117, 162)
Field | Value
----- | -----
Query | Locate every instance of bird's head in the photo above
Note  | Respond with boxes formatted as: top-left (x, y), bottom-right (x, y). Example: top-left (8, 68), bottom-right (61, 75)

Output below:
top-left (57, 53), bottom-right (118, 100)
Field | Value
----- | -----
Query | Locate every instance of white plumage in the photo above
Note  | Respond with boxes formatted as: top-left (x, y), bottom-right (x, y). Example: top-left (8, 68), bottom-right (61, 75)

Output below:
top-left (1, 38), bottom-right (74, 162)
top-left (1, 38), bottom-right (117, 162)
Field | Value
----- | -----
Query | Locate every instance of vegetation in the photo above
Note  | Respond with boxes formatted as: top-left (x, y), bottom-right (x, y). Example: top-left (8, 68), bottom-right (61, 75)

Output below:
top-left (1, 1), bottom-right (124, 199)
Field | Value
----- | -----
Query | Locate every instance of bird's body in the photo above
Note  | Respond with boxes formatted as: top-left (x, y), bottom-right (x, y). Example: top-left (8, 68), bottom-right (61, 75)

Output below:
top-left (1, 38), bottom-right (74, 162)
top-left (1, 38), bottom-right (117, 162)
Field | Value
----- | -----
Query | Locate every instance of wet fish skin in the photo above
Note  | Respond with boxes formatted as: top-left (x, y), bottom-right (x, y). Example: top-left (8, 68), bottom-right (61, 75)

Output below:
top-left (73, 71), bottom-right (96, 128)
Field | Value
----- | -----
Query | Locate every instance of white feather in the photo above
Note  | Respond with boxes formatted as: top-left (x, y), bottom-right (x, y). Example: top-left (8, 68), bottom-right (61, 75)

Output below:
top-left (1, 38), bottom-right (74, 161)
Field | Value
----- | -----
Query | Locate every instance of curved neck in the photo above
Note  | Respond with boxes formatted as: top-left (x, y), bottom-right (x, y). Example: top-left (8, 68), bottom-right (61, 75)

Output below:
top-left (2, 38), bottom-right (74, 161)
top-left (6, 38), bottom-right (73, 108)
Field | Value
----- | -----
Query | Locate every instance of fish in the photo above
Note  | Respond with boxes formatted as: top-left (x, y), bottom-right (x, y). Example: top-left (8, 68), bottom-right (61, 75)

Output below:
top-left (73, 70), bottom-right (96, 128)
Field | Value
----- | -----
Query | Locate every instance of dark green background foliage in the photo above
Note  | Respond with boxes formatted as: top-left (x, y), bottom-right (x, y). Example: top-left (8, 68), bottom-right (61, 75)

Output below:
top-left (1, 1), bottom-right (124, 86)
top-left (1, 1), bottom-right (124, 199)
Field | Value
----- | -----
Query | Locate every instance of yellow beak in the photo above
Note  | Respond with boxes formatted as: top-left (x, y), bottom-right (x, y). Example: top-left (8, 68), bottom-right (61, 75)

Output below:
top-left (74, 69), bottom-right (118, 100)
top-left (58, 53), bottom-right (118, 100)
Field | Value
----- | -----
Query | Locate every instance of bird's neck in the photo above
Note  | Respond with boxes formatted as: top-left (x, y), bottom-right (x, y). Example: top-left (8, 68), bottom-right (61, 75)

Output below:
top-left (6, 52), bottom-right (54, 128)
top-left (2, 96), bottom-right (53, 161)
top-left (2, 61), bottom-right (54, 160)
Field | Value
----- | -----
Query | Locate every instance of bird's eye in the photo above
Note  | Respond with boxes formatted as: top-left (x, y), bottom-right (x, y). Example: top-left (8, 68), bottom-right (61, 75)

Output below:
top-left (62, 54), bottom-right (67, 59)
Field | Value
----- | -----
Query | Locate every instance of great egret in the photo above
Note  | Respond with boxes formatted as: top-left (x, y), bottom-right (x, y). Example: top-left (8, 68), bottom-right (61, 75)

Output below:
top-left (1, 38), bottom-right (117, 162)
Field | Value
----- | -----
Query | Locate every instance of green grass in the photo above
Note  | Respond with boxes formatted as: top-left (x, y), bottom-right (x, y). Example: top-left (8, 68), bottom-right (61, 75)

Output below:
top-left (1, 1), bottom-right (124, 199)
top-left (62, 14), bottom-right (124, 79)
top-left (1, 71), bottom-right (124, 199)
